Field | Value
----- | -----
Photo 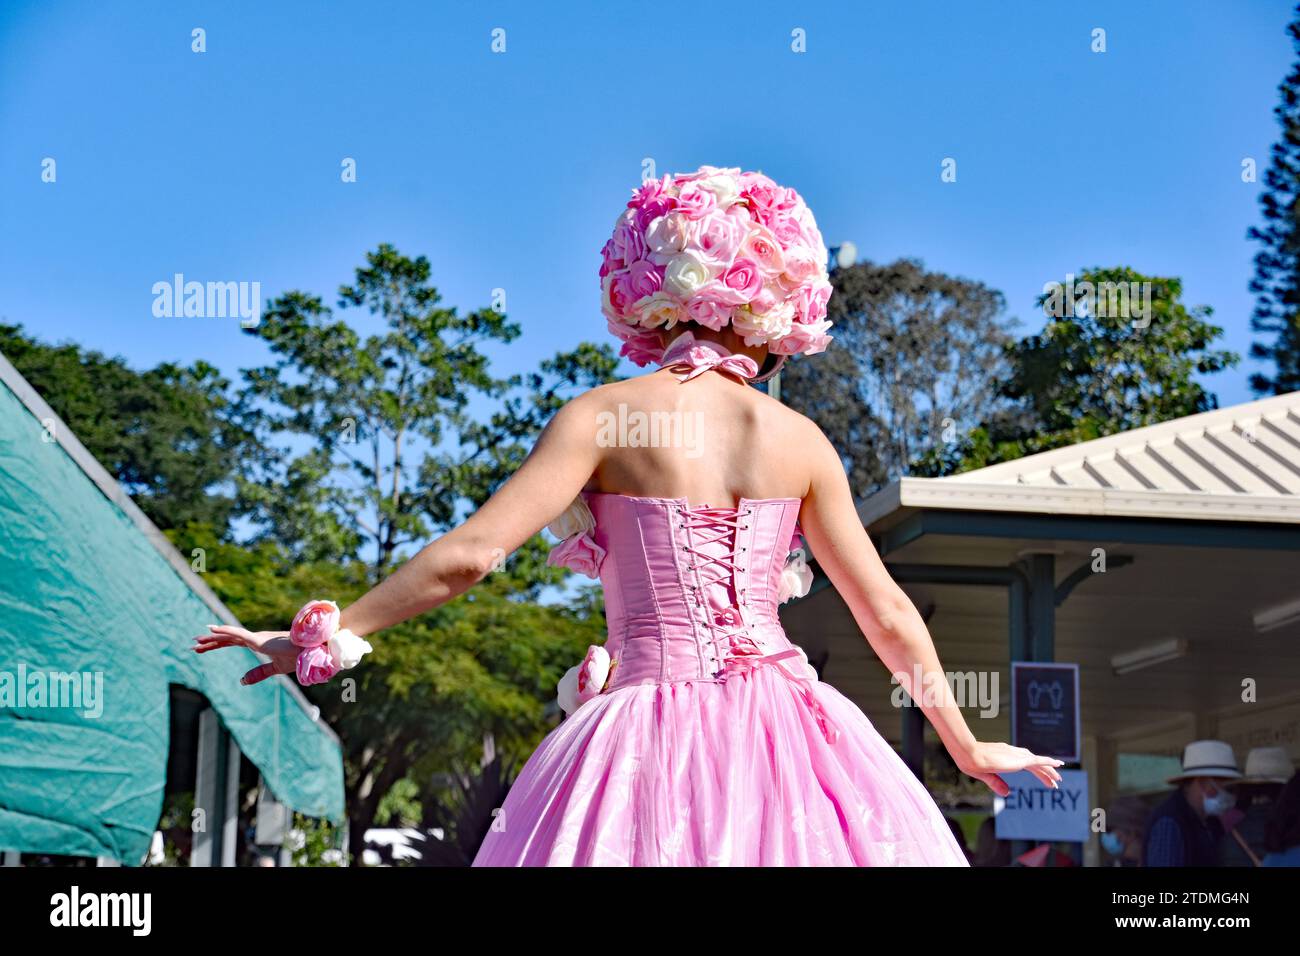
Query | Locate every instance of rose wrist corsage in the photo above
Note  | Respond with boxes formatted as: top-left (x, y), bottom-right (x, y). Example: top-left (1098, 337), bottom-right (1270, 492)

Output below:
top-left (289, 599), bottom-right (373, 686)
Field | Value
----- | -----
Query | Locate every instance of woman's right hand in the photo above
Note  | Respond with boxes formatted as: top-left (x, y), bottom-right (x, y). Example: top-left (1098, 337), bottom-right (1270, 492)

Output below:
top-left (192, 625), bottom-right (297, 686)
top-left (955, 741), bottom-right (1065, 796)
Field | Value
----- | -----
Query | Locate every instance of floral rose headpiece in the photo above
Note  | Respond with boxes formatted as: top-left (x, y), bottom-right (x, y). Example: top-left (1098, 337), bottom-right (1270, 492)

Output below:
top-left (599, 165), bottom-right (835, 370)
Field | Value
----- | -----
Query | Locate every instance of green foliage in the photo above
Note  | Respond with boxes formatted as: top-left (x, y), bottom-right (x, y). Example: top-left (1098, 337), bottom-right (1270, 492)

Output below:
top-left (239, 244), bottom-right (620, 576)
top-left (146, 791), bottom-right (195, 867)
top-left (287, 813), bottom-right (347, 867)
top-left (0, 323), bottom-right (255, 534)
top-left (1249, 7), bottom-right (1300, 395)
top-left (782, 259), bottom-right (1018, 496)
top-left (914, 266), bottom-right (1237, 475)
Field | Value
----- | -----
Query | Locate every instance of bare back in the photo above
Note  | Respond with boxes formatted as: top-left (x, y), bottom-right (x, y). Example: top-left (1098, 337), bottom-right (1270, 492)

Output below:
top-left (443, 360), bottom-right (911, 668)
top-left (581, 365), bottom-right (816, 506)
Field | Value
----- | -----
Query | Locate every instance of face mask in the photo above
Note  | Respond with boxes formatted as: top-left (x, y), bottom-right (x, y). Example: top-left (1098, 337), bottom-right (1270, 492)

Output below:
top-left (1100, 832), bottom-right (1124, 856)
top-left (1202, 789), bottom-right (1233, 817)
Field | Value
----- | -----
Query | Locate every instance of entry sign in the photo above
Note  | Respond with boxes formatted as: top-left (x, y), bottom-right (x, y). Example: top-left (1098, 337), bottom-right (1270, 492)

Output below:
top-left (994, 769), bottom-right (1090, 841)
top-left (1011, 661), bottom-right (1080, 762)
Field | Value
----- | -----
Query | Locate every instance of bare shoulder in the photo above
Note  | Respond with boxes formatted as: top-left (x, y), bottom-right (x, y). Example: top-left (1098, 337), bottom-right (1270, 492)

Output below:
top-left (751, 390), bottom-right (837, 457)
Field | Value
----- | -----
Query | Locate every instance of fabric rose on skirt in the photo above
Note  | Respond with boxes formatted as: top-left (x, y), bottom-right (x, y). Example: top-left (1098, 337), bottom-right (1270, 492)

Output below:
top-left (557, 645), bottom-right (613, 715)
top-left (778, 547), bottom-right (813, 604)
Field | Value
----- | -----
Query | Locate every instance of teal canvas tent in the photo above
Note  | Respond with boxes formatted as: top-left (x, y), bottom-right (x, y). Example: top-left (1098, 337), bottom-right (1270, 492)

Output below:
top-left (0, 351), bottom-right (345, 865)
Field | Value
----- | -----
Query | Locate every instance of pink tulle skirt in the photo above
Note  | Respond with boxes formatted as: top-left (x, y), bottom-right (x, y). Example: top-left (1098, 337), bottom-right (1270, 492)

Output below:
top-left (472, 666), bottom-right (971, 866)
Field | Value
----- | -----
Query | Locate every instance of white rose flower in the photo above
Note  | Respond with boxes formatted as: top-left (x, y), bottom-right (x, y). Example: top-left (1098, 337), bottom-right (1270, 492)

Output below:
top-left (329, 628), bottom-right (374, 669)
top-left (645, 212), bottom-right (693, 260)
top-left (695, 172), bottom-right (741, 206)
top-left (556, 664), bottom-right (582, 715)
top-left (777, 549), bottom-right (814, 603)
top-left (547, 495), bottom-right (596, 539)
top-left (733, 299), bottom-right (795, 345)
top-left (663, 251), bottom-right (716, 299)
top-left (634, 291), bottom-right (683, 329)
top-left (556, 645), bottom-right (612, 716)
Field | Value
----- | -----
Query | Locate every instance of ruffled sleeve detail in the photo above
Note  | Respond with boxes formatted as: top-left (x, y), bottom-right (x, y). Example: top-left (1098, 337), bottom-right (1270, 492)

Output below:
top-left (546, 493), bottom-right (606, 579)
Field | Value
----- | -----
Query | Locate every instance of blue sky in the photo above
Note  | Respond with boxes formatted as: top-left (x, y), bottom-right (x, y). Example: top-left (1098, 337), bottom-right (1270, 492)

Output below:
top-left (0, 0), bottom-right (1294, 411)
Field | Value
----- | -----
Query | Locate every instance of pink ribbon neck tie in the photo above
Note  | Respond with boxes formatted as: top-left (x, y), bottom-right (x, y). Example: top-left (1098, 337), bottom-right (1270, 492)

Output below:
top-left (659, 333), bottom-right (760, 382)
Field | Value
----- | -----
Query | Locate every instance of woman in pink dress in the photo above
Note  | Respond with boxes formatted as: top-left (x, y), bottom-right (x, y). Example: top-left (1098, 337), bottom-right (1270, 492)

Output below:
top-left (196, 166), bottom-right (1062, 866)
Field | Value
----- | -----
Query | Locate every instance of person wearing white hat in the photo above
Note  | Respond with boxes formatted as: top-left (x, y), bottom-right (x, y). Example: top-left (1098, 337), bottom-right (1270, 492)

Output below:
top-left (1220, 746), bottom-right (1294, 866)
top-left (1143, 740), bottom-right (1241, 867)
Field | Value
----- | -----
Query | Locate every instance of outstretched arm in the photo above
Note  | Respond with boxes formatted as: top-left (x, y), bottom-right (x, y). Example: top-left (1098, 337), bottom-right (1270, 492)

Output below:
top-left (195, 392), bottom-right (603, 683)
top-left (796, 424), bottom-right (1063, 795)
top-left (339, 393), bottom-right (602, 638)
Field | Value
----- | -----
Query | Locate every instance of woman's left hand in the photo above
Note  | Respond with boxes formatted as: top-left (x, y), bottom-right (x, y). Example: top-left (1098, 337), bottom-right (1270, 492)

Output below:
top-left (192, 625), bottom-right (297, 686)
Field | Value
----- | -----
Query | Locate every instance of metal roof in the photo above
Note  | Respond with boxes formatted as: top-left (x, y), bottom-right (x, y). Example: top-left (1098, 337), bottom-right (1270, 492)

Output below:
top-left (860, 390), bottom-right (1300, 527)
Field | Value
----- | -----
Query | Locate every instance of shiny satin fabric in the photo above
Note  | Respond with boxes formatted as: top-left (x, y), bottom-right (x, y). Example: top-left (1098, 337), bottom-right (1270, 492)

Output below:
top-left (472, 491), bottom-right (971, 866)
top-left (589, 492), bottom-right (802, 690)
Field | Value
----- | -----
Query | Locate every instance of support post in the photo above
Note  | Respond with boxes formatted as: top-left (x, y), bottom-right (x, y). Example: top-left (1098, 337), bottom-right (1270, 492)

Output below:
top-left (222, 734), bottom-right (241, 867)
top-left (193, 707), bottom-right (230, 867)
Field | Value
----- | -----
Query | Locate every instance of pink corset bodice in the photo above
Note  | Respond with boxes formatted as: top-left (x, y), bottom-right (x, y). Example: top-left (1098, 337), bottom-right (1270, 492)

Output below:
top-left (580, 492), bottom-right (809, 692)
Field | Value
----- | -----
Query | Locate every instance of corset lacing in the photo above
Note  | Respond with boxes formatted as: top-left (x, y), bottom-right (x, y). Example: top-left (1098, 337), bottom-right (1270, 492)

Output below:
top-left (677, 504), bottom-right (840, 745)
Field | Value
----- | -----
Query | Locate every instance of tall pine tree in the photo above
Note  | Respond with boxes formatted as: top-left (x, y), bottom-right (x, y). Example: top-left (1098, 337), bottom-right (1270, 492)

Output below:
top-left (1249, 4), bottom-right (1300, 395)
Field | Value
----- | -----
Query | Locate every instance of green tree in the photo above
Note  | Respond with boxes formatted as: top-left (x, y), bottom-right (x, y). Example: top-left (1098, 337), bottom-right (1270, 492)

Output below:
top-left (239, 244), bottom-right (620, 576)
top-left (917, 266), bottom-right (1238, 474)
top-left (0, 323), bottom-right (255, 534)
top-left (781, 259), bottom-right (1017, 497)
top-left (1249, 4), bottom-right (1300, 395)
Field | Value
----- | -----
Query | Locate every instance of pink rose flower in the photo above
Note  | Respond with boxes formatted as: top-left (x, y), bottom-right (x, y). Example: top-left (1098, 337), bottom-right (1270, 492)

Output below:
top-left (771, 319), bottom-right (833, 355)
top-left (290, 599), bottom-right (339, 649)
top-left (768, 211), bottom-right (806, 246)
top-left (598, 238), bottom-right (622, 278)
top-left (740, 223), bottom-right (786, 277)
top-left (720, 258), bottom-right (764, 303)
top-left (602, 268), bottom-right (637, 319)
top-left (684, 291), bottom-right (734, 331)
top-left (296, 643), bottom-right (340, 685)
top-left (740, 177), bottom-right (798, 226)
top-left (634, 195), bottom-right (677, 232)
top-left (629, 174), bottom-right (672, 207)
top-left (610, 218), bottom-right (647, 266)
top-left (626, 258), bottom-right (665, 300)
top-left (605, 318), bottom-right (665, 367)
top-left (693, 207), bottom-right (748, 269)
top-left (794, 281), bottom-right (832, 324)
top-left (781, 244), bottom-right (821, 285)
top-left (546, 531), bottom-right (607, 579)
top-left (674, 182), bottom-right (718, 220)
